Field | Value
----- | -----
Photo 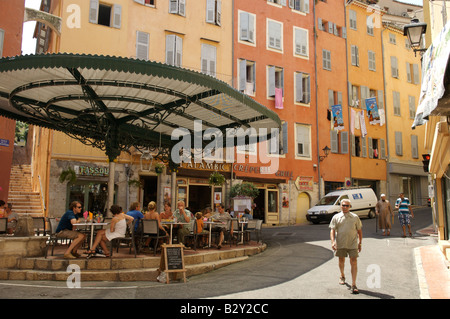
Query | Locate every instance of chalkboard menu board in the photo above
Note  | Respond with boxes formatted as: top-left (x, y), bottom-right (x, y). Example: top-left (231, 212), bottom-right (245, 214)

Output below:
top-left (160, 244), bottom-right (186, 284)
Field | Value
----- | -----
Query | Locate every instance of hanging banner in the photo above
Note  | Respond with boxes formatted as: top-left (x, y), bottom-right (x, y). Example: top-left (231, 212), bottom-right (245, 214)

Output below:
top-left (365, 97), bottom-right (380, 125)
top-left (331, 104), bottom-right (344, 131)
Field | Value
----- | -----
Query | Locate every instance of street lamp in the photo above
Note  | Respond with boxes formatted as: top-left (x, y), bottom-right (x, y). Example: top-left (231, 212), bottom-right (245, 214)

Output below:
top-left (404, 18), bottom-right (427, 56)
top-left (319, 145), bottom-right (331, 161)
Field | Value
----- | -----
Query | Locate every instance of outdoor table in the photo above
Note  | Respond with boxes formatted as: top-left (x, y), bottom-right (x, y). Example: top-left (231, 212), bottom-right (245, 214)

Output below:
top-left (203, 220), bottom-right (225, 247)
top-left (74, 221), bottom-right (109, 250)
top-left (161, 221), bottom-right (189, 244)
top-left (232, 218), bottom-right (248, 244)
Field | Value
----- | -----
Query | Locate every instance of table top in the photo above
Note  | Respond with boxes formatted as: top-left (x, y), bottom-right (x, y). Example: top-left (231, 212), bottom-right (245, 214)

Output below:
top-left (161, 220), bottom-right (189, 225)
top-left (74, 222), bottom-right (109, 226)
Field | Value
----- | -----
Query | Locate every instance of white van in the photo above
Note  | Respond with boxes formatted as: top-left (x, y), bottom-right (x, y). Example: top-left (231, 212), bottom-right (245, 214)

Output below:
top-left (306, 187), bottom-right (378, 224)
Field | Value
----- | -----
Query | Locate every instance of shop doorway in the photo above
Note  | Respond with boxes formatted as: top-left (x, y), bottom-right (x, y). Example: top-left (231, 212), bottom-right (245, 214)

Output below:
top-left (253, 189), bottom-right (266, 223)
top-left (142, 176), bottom-right (158, 211)
top-left (188, 185), bottom-right (211, 213)
top-left (296, 192), bottom-right (310, 224)
top-left (68, 181), bottom-right (110, 215)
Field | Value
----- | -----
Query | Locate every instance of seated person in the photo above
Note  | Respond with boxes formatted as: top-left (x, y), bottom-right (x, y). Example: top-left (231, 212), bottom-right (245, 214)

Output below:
top-left (173, 200), bottom-right (194, 245)
top-left (195, 211), bottom-right (209, 247)
top-left (87, 205), bottom-right (134, 257)
top-left (144, 201), bottom-right (169, 249)
top-left (211, 203), bottom-right (232, 249)
top-left (126, 201), bottom-right (144, 232)
top-left (160, 202), bottom-right (174, 220)
top-left (5, 203), bottom-right (19, 235)
top-left (56, 201), bottom-right (86, 259)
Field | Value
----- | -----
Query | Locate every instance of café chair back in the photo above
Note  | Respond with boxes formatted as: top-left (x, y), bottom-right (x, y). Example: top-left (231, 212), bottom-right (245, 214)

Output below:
top-left (0, 217), bottom-right (7, 235)
top-left (32, 217), bottom-right (47, 236)
top-left (109, 219), bottom-right (137, 258)
top-left (140, 219), bottom-right (168, 255)
top-left (45, 217), bottom-right (72, 258)
top-left (245, 219), bottom-right (258, 242)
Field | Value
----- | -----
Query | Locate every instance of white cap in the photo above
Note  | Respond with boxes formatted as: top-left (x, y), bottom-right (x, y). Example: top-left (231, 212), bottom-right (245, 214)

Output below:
top-left (380, 193), bottom-right (386, 197)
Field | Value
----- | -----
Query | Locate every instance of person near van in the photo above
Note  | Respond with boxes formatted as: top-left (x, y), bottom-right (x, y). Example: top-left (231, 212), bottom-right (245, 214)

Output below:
top-left (395, 193), bottom-right (414, 237)
top-left (375, 194), bottom-right (393, 236)
top-left (329, 199), bottom-right (363, 294)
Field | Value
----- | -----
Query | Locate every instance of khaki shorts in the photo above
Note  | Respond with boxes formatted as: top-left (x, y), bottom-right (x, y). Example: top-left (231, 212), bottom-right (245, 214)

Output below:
top-left (335, 248), bottom-right (359, 258)
top-left (57, 229), bottom-right (82, 240)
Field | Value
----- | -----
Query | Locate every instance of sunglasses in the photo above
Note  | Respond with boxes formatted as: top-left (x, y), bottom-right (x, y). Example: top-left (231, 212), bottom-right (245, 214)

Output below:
top-left (76, 206), bottom-right (82, 209)
top-left (341, 205), bottom-right (350, 207)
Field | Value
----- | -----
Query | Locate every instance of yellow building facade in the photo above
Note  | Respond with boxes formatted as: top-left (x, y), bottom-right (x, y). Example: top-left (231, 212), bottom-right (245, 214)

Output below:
top-left (346, 1), bottom-right (387, 194)
top-left (34, 0), bottom-right (233, 217)
top-left (382, 24), bottom-right (428, 205)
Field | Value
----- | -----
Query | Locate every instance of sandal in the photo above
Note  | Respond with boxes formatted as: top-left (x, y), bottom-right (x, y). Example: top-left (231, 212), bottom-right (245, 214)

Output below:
top-left (84, 250), bottom-right (96, 255)
top-left (351, 285), bottom-right (359, 294)
top-left (339, 276), bottom-right (346, 285)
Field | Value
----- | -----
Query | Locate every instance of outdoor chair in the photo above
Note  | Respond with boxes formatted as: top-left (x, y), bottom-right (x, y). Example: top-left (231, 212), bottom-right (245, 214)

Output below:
top-left (0, 217), bottom-right (7, 235)
top-left (109, 219), bottom-right (137, 258)
top-left (32, 217), bottom-right (47, 236)
top-left (185, 221), bottom-right (208, 250)
top-left (45, 217), bottom-right (72, 258)
top-left (139, 219), bottom-right (169, 255)
top-left (231, 219), bottom-right (245, 245)
top-left (245, 219), bottom-right (258, 242)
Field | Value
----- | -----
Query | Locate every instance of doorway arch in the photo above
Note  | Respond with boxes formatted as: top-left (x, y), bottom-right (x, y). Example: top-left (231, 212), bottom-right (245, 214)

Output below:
top-left (296, 192), bottom-right (310, 224)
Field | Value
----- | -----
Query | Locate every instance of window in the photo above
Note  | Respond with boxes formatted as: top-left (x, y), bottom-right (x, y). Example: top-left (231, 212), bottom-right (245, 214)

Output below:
top-left (368, 51), bottom-right (376, 71)
top-left (289, 0), bottom-right (310, 13)
top-left (268, 66), bottom-right (284, 97)
top-left (393, 91), bottom-right (401, 116)
top-left (295, 72), bottom-right (310, 104)
top-left (136, 31), bottom-right (149, 60)
top-left (89, 0), bottom-right (121, 28)
top-left (201, 44), bottom-right (217, 77)
top-left (206, 0), bottom-right (221, 26)
top-left (352, 135), bottom-right (367, 157)
top-left (411, 135), bottom-right (419, 159)
top-left (0, 29), bottom-right (4, 57)
top-left (267, 19), bottom-right (283, 51)
top-left (409, 95), bottom-right (416, 119)
top-left (295, 124), bottom-right (311, 158)
top-left (348, 83), bottom-right (360, 107)
top-left (239, 11), bottom-right (255, 44)
top-left (322, 49), bottom-right (331, 70)
top-left (268, 0), bottom-right (283, 5)
top-left (412, 64), bottom-right (420, 84)
top-left (331, 130), bottom-right (348, 154)
top-left (166, 34), bottom-right (183, 67)
top-left (390, 56), bottom-right (398, 78)
top-left (169, 0), bottom-right (185, 16)
top-left (368, 137), bottom-right (378, 159)
top-left (349, 10), bottom-right (357, 30)
top-left (238, 59), bottom-right (256, 95)
top-left (395, 131), bottom-right (403, 156)
top-left (389, 33), bottom-right (396, 44)
top-left (351, 45), bottom-right (359, 67)
top-left (133, 0), bottom-right (155, 6)
top-left (268, 121), bottom-right (287, 155)
top-left (367, 16), bottom-right (374, 36)
top-left (294, 27), bottom-right (308, 57)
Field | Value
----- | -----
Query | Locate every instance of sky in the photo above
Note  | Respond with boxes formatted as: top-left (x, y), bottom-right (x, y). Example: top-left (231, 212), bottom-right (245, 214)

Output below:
top-left (22, 0), bottom-right (41, 55)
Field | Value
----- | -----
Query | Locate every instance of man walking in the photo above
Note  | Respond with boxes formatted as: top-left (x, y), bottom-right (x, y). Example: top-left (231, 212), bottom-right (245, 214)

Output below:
top-left (395, 193), bottom-right (414, 237)
top-left (375, 194), bottom-right (393, 236)
top-left (330, 199), bottom-right (363, 294)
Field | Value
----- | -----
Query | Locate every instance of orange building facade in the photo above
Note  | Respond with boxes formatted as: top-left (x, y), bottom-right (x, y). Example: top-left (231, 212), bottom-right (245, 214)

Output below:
top-left (0, 0), bottom-right (25, 201)
top-left (233, 0), bottom-right (316, 224)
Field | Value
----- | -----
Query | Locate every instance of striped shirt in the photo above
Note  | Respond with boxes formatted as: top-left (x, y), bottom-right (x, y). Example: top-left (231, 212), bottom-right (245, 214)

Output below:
top-left (396, 197), bottom-right (411, 214)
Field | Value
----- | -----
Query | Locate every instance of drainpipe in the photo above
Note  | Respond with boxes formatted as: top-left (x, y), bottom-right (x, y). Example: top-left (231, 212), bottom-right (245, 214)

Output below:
top-left (344, 1), bottom-right (352, 188)
top-left (380, 25), bottom-right (390, 200)
top-left (313, 0), bottom-right (321, 199)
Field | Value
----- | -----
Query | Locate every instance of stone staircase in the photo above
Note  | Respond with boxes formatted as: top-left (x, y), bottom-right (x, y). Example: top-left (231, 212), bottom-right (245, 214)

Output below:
top-left (7, 164), bottom-right (44, 217)
top-left (0, 242), bottom-right (267, 282)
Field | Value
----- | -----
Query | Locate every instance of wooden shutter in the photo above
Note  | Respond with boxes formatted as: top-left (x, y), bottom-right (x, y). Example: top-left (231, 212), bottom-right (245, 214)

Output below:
top-left (89, 0), bottom-right (99, 24)
top-left (368, 137), bottom-right (373, 158)
top-left (239, 59), bottom-right (247, 91)
top-left (361, 136), bottom-right (367, 158)
top-left (330, 130), bottom-right (338, 153)
top-left (166, 35), bottom-right (175, 65)
top-left (268, 66), bottom-right (275, 97)
top-left (341, 131), bottom-right (349, 154)
top-left (136, 31), bottom-right (149, 60)
top-left (112, 4), bottom-right (122, 29)
top-left (395, 131), bottom-right (403, 156)
top-left (380, 138), bottom-right (386, 159)
top-left (295, 72), bottom-right (303, 102)
top-left (411, 135), bottom-right (418, 159)
top-left (206, 0), bottom-right (215, 23)
top-left (282, 122), bottom-right (288, 154)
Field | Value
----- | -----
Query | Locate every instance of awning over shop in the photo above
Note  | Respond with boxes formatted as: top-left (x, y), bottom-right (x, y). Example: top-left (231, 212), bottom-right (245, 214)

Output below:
top-left (413, 21), bottom-right (450, 128)
top-left (0, 53), bottom-right (281, 161)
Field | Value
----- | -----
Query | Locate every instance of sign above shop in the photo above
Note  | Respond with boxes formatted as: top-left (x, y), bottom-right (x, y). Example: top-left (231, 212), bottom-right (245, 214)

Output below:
top-left (181, 160), bottom-right (231, 172)
top-left (295, 176), bottom-right (314, 191)
top-left (74, 165), bottom-right (109, 177)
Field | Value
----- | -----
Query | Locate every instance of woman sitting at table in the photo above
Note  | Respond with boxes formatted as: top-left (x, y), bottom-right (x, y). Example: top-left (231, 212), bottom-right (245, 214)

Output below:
top-left (159, 202), bottom-right (173, 220)
top-left (144, 201), bottom-right (169, 248)
top-left (86, 205), bottom-right (133, 257)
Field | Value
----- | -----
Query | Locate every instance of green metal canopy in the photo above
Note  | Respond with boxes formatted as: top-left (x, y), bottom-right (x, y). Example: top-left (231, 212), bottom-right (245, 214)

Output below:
top-left (0, 53), bottom-right (281, 161)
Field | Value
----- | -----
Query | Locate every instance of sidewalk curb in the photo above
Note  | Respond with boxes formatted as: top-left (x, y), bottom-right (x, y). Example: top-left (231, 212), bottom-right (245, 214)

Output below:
top-left (414, 247), bottom-right (431, 299)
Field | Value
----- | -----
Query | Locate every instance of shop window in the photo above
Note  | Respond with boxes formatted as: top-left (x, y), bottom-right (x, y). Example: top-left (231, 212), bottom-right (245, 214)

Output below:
top-left (68, 182), bottom-right (115, 215)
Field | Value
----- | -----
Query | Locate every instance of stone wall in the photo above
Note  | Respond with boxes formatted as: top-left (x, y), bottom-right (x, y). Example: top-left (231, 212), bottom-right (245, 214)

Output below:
top-left (0, 237), bottom-right (47, 268)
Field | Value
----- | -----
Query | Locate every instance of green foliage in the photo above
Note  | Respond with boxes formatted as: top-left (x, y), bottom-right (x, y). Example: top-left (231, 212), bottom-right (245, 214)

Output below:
top-left (230, 182), bottom-right (259, 199)
top-left (208, 171), bottom-right (226, 186)
top-left (59, 167), bottom-right (77, 184)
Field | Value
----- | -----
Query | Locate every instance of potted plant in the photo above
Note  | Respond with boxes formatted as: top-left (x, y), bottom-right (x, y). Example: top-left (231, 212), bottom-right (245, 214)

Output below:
top-left (128, 179), bottom-right (143, 188)
top-left (209, 171), bottom-right (226, 186)
top-left (154, 162), bottom-right (165, 175)
top-left (230, 182), bottom-right (260, 199)
top-left (59, 167), bottom-right (77, 184)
